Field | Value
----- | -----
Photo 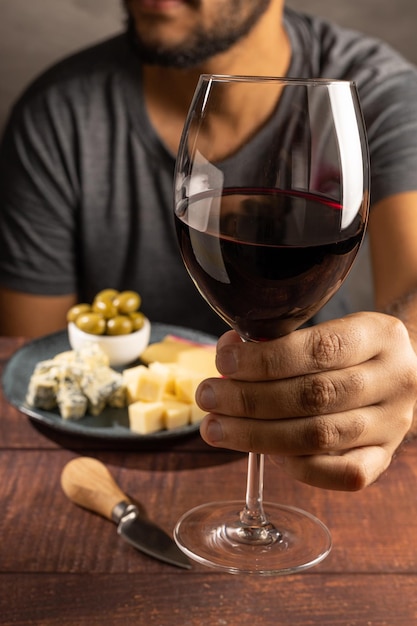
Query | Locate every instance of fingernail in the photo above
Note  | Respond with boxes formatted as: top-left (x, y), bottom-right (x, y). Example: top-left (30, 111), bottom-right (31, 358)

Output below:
top-left (216, 347), bottom-right (237, 375)
top-left (206, 418), bottom-right (223, 443)
top-left (198, 383), bottom-right (217, 410)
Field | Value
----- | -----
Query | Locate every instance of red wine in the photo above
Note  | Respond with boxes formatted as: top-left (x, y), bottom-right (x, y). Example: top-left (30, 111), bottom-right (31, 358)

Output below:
top-left (175, 187), bottom-right (366, 340)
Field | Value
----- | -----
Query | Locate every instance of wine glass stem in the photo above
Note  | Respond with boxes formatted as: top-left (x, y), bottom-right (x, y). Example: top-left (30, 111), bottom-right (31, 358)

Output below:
top-left (238, 342), bottom-right (269, 526)
top-left (224, 452), bottom-right (282, 545)
top-left (241, 452), bottom-right (268, 526)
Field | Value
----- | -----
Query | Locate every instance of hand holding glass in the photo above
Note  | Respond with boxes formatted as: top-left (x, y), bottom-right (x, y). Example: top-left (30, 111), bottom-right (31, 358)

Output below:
top-left (173, 75), bottom-right (370, 574)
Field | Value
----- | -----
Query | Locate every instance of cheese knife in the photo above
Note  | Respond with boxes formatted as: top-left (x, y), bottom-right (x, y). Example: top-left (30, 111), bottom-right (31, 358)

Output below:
top-left (61, 456), bottom-right (191, 570)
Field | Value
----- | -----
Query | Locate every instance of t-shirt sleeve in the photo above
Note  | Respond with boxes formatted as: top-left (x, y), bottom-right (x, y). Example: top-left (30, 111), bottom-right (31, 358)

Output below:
top-left (360, 70), bottom-right (417, 206)
top-left (314, 17), bottom-right (417, 206)
top-left (0, 88), bottom-right (79, 295)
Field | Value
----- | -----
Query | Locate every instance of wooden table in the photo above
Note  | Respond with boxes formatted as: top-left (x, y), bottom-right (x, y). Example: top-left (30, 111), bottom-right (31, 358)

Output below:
top-left (1, 336), bottom-right (417, 626)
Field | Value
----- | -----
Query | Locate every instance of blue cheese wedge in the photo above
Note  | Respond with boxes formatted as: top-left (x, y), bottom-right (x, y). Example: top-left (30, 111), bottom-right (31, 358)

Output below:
top-left (26, 345), bottom-right (126, 420)
top-left (26, 370), bottom-right (59, 411)
top-left (57, 379), bottom-right (88, 420)
top-left (81, 366), bottom-right (125, 416)
top-left (108, 385), bottom-right (127, 409)
top-left (54, 345), bottom-right (109, 368)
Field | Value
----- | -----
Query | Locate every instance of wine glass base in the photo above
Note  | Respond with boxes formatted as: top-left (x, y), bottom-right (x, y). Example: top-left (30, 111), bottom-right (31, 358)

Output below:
top-left (174, 500), bottom-right (331, 575)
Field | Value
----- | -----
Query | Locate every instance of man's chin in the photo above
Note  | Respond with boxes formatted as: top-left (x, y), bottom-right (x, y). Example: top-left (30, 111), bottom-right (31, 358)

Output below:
top-left (123, 0), bottom-right (273, 69)
top-left (129, 43), bottom-right (211, 69)
top-left (129, 0), bottom-right (199, 12)
top-left (125, 15), bottom-right (211, 68)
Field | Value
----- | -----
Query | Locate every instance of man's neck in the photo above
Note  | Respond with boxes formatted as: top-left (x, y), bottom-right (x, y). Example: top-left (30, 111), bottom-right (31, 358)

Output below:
top-left (142, 2), bottom-right (291, 156)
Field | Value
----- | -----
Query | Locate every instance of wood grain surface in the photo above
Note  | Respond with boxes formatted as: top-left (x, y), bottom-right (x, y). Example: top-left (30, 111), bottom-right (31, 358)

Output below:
top-left (1, 337), bottom-right (416, 625)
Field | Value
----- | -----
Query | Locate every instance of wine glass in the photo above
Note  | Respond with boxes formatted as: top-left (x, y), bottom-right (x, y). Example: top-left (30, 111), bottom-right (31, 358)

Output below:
top-left (173, 75), bottom-right (370, 575)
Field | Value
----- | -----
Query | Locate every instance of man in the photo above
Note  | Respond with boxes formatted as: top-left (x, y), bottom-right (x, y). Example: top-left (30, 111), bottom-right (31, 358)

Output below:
top-left (1, 0), bottom-right (417, 491)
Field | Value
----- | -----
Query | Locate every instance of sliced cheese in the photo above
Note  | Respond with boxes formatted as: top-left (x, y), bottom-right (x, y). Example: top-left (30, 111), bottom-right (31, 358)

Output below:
top-left (177, 347), bottom-right (218, 378)
top-left (141, 335), bottom-right (216, 368)
top-left (140, 340), bottom-right (192, 365)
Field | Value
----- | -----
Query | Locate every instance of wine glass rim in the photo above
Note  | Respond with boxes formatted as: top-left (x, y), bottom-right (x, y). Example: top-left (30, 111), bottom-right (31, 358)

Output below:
top-left (199, 74), bottom-right (356, 87)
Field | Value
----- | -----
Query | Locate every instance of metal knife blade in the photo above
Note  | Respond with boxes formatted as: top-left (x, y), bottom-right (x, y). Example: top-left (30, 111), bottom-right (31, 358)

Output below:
top-left (112, 501), bottom-right (190, 569)
top-left (61, 456), bottom-right (191, 570)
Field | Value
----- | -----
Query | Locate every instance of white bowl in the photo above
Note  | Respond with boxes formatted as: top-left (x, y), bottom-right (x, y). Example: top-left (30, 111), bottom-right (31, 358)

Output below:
top-left (68, 317), bottom-right (151, 368)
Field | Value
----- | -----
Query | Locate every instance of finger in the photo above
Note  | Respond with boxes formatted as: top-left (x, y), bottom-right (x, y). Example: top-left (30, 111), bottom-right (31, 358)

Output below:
top-left (269, 446), bottom-right (393, 491)
top-left (197, 361), bottom-right (382, 420)
top-left (217, 330), bottom-right (242, 350)
top-left (215, 312), bottom-right (409, 380)
top-left (199, 405), bottom-right (409, 456)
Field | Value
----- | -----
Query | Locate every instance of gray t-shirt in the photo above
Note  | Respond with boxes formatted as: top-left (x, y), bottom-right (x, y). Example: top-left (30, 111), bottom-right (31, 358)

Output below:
top-left (1, 8), bottom-right (417, 335)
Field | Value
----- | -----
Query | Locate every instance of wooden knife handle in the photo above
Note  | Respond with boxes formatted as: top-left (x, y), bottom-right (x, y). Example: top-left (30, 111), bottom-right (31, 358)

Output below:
top-left (61, 457), bottom-right (131, 521)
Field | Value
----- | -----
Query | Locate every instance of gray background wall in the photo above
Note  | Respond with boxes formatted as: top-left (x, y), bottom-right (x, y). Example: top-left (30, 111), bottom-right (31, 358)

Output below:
top-left (1, 0), bottom-right (416, 310)
top-left (1, 0), bottom-right (416, 130)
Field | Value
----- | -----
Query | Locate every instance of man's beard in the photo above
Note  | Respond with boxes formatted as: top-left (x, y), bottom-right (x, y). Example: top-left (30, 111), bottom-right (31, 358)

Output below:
top-left (124, 0), bottom-right (272, 69)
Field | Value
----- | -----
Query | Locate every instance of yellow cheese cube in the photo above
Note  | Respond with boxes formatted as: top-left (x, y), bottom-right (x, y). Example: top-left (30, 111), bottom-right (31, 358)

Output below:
top-left (128, 401), bottom-right (165, 434)
top-left (123, 365), bottom-right (168, 403)
top-left (148, 361), bottom-right (178, 395)
top-left (135, 367), bottom-right (172, 402)
top-left (162, 392), bottom-right (178, 402)
top-left (163, 400), bottom-right (191, 430)
top-left (122, 364), bottom-right (148, 403)
top-left (124, 336), bottom-right (219, 435)
top-left (174, 370), bottom-right (202, 404)
top-left (190, 403), bottom-right (207, 424)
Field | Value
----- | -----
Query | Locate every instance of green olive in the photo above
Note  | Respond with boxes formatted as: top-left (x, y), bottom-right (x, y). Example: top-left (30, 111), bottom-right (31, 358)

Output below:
top-left (75, 312), bottom-right (106, 335)
top-left (95, 288), bottom-right (119, 302)
top-left (92, 298), bottom-right (118, 319)
top-left (129, 311), bottom-right (146, 331)
top-left (106, 315), bottom-right (133, 336)
top-left (67, 303), bottom-right (91, 323)
top-left (113, 290), bottom-right (141, 314)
